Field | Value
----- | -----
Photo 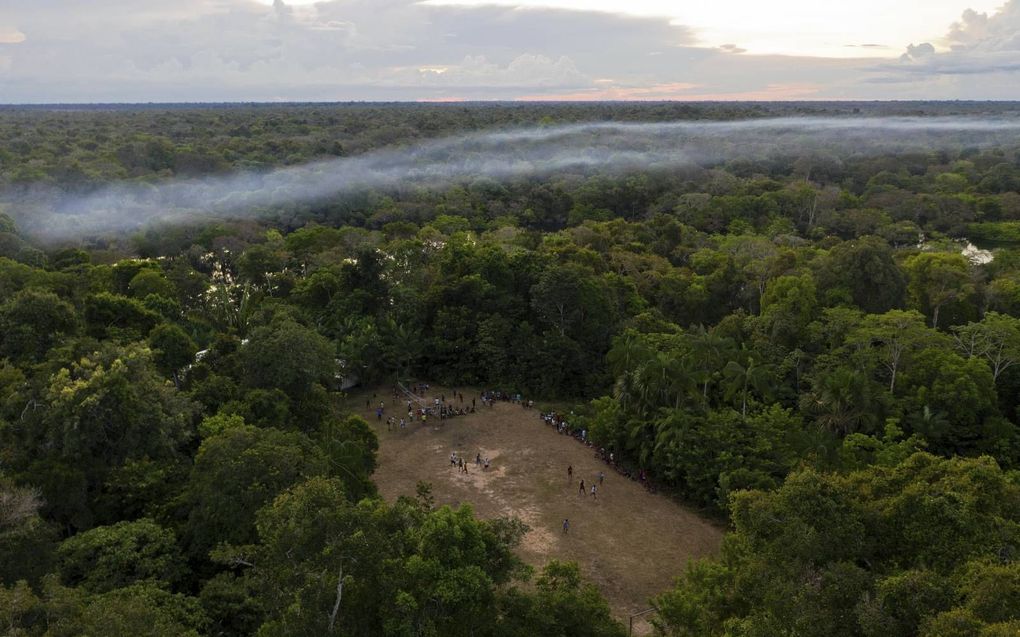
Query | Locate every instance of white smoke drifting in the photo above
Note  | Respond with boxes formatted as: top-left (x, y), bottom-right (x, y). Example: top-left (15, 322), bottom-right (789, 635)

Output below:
top-left (9, 116), bottom-right (1020, 241)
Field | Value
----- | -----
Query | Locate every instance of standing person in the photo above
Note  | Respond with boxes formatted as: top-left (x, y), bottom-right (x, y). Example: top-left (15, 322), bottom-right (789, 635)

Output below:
top-left (567, 465), bottom-right (573, 481)
top-left (598, 471), bottom-right (605, 486)
top-left (562, 518), bottom-right (570, 534)
top-left (484, 457), bottom-right (490, 470)
top-left (579, 479), bottom-right (585, 495)
top-left (591, 484), bottom-right (598, 500)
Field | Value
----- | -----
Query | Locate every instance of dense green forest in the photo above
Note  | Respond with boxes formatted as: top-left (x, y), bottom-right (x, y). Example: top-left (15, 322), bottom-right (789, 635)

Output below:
top-left (2, 102), bottom-right (1020, 636)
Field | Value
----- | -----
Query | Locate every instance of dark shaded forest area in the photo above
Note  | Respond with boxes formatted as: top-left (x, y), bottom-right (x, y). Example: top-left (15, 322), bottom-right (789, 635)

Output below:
top-left (1, 102), bottom-right (1019, 636)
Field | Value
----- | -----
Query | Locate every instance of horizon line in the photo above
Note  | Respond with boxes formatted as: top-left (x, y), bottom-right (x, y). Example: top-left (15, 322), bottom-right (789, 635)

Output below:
top-left (2, 99), bottom-right (1020, 107)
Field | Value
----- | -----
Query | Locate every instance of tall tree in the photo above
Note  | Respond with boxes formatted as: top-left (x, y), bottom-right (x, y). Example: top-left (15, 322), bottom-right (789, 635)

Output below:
top-left (847, 310), bottom-right (934, 393)
top-left (952, 311), bottom-right (1020, 382)
top-left (904, 252), bottom-right (975, 329)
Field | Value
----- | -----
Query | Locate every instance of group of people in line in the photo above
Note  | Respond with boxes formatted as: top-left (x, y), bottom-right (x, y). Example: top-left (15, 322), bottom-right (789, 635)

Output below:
top-left (480, 390), bottom-right (534, 410)
top-left (542, 411), bottom-right (588, 443)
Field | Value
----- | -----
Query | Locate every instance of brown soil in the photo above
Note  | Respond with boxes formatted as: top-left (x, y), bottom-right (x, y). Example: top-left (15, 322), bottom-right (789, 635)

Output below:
top-left (349, 386), bottom-right (724, 634)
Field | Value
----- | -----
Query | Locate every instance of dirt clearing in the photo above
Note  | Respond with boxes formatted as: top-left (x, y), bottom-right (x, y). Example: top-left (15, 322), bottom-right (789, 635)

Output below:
top-left (348, 386), bottom-right (724, 634)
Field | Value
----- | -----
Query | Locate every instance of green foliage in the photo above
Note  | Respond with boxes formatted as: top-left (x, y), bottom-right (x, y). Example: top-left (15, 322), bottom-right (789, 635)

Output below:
top-left (239, 476), bottom-right (601, 637)
top-left (905, 252), bottom-right (976, 328)
top-left (654, 453), bottom-right (1020, 637)
top-left (199, 572), bottom-right (264, 637)
top-left (56, 518), bottom-right (185, 592)
top-left (84, 292), bottom-right (162, 339)
top-left (0, 575), bottom-right (208, 637)
top-left (182, 426), bottom-right (328, 560)
top-left (0, 289), bottom-right (78, 362)
top-left (197, 412), bottom-right (246, 438)
top-left (240, 320), bottom-right (334, 396)
top-left (148, 322), bottom-right (198, 379)
top-left (0, 480), bottom-right (57, 587)
top-left (816, 236), bottom-right (906, 314)
top-left (968, 221), bottom-right (1020, 245)
top-left (4, 104), bottom-right (1020, 635)
top-left (500, 561), bottom-right (626, 637)
top-left (7, 343), bottom-right (196, 528)
top-left (128, 269), bottom-right (176, 299)
top-left (316, 415), bottom-right (379, 500)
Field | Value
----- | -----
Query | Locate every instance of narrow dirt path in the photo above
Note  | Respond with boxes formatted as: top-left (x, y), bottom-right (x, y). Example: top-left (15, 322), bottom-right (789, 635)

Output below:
top-left (349, 386), bottom-right (725, 634)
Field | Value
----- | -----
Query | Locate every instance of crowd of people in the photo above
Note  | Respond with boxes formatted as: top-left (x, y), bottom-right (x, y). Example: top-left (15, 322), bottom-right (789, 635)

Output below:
top-left (480, 390), bottom-right (534, 409)
top-left (372, 385), bottom-right (479, 426)
top-left (370, 383), bottom-right (659, 539)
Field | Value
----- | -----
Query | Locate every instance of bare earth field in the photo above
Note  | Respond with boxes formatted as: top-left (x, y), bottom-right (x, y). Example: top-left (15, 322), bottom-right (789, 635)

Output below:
top-left (347, 386), bottom-right (724, 634)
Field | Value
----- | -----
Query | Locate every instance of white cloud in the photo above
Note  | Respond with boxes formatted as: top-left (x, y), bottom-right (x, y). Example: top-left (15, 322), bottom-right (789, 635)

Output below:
top-left (884, 1), bottom-right (1020, 76)
top-left (901, 42), bottom-right (936, 61)
top-left (0, 0), bottom-right (697, 100)
top-left (0, 28), bottom-right (26, 44)
top-left (0, 0), bottom-right (1016, 101)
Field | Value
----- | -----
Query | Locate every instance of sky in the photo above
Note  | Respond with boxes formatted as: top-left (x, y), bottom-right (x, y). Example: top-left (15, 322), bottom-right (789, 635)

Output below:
top-left (1, 0), bottom-right (1019, 102)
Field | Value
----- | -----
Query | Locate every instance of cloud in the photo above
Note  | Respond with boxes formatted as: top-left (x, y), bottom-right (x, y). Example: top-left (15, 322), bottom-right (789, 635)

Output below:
top-left (719, 44), bottom-right (747, 55)
top-left (0, 0), bottom-right (703, 101)
top-left (901, 42), bottom-right (936, 61)
top-left (881, 1), bottom-right (1020, 77)
top-left (0, 0), bottom-right (1010, 101)
top-left (0, 28), bottom-right (26, 44)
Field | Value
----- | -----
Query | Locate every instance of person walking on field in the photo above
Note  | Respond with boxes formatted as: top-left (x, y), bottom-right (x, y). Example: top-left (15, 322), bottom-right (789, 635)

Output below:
top-left (591, 484), bottom-right (598, 500)
top-left (562, 518), bottom-right (570, 534)
top-left (567, 465), bottom-right (573, 481)
top-left (579, 479), bottom-right (585, 495)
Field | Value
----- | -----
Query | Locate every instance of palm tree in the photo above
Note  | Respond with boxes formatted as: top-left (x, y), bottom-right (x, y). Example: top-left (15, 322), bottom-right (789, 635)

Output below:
top-left (606, 331), bottom-right (653, 378)
top-left (688, 326), bottom-right (735, 401)
top-left (722, 356), bottom-right (775, 418)
top-left (802, 367), bottom-right (876, 437)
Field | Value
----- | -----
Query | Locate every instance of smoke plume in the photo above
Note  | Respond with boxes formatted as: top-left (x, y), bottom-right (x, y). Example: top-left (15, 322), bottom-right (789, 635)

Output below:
top-left (8, 116), bottom-right (1020, 241)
